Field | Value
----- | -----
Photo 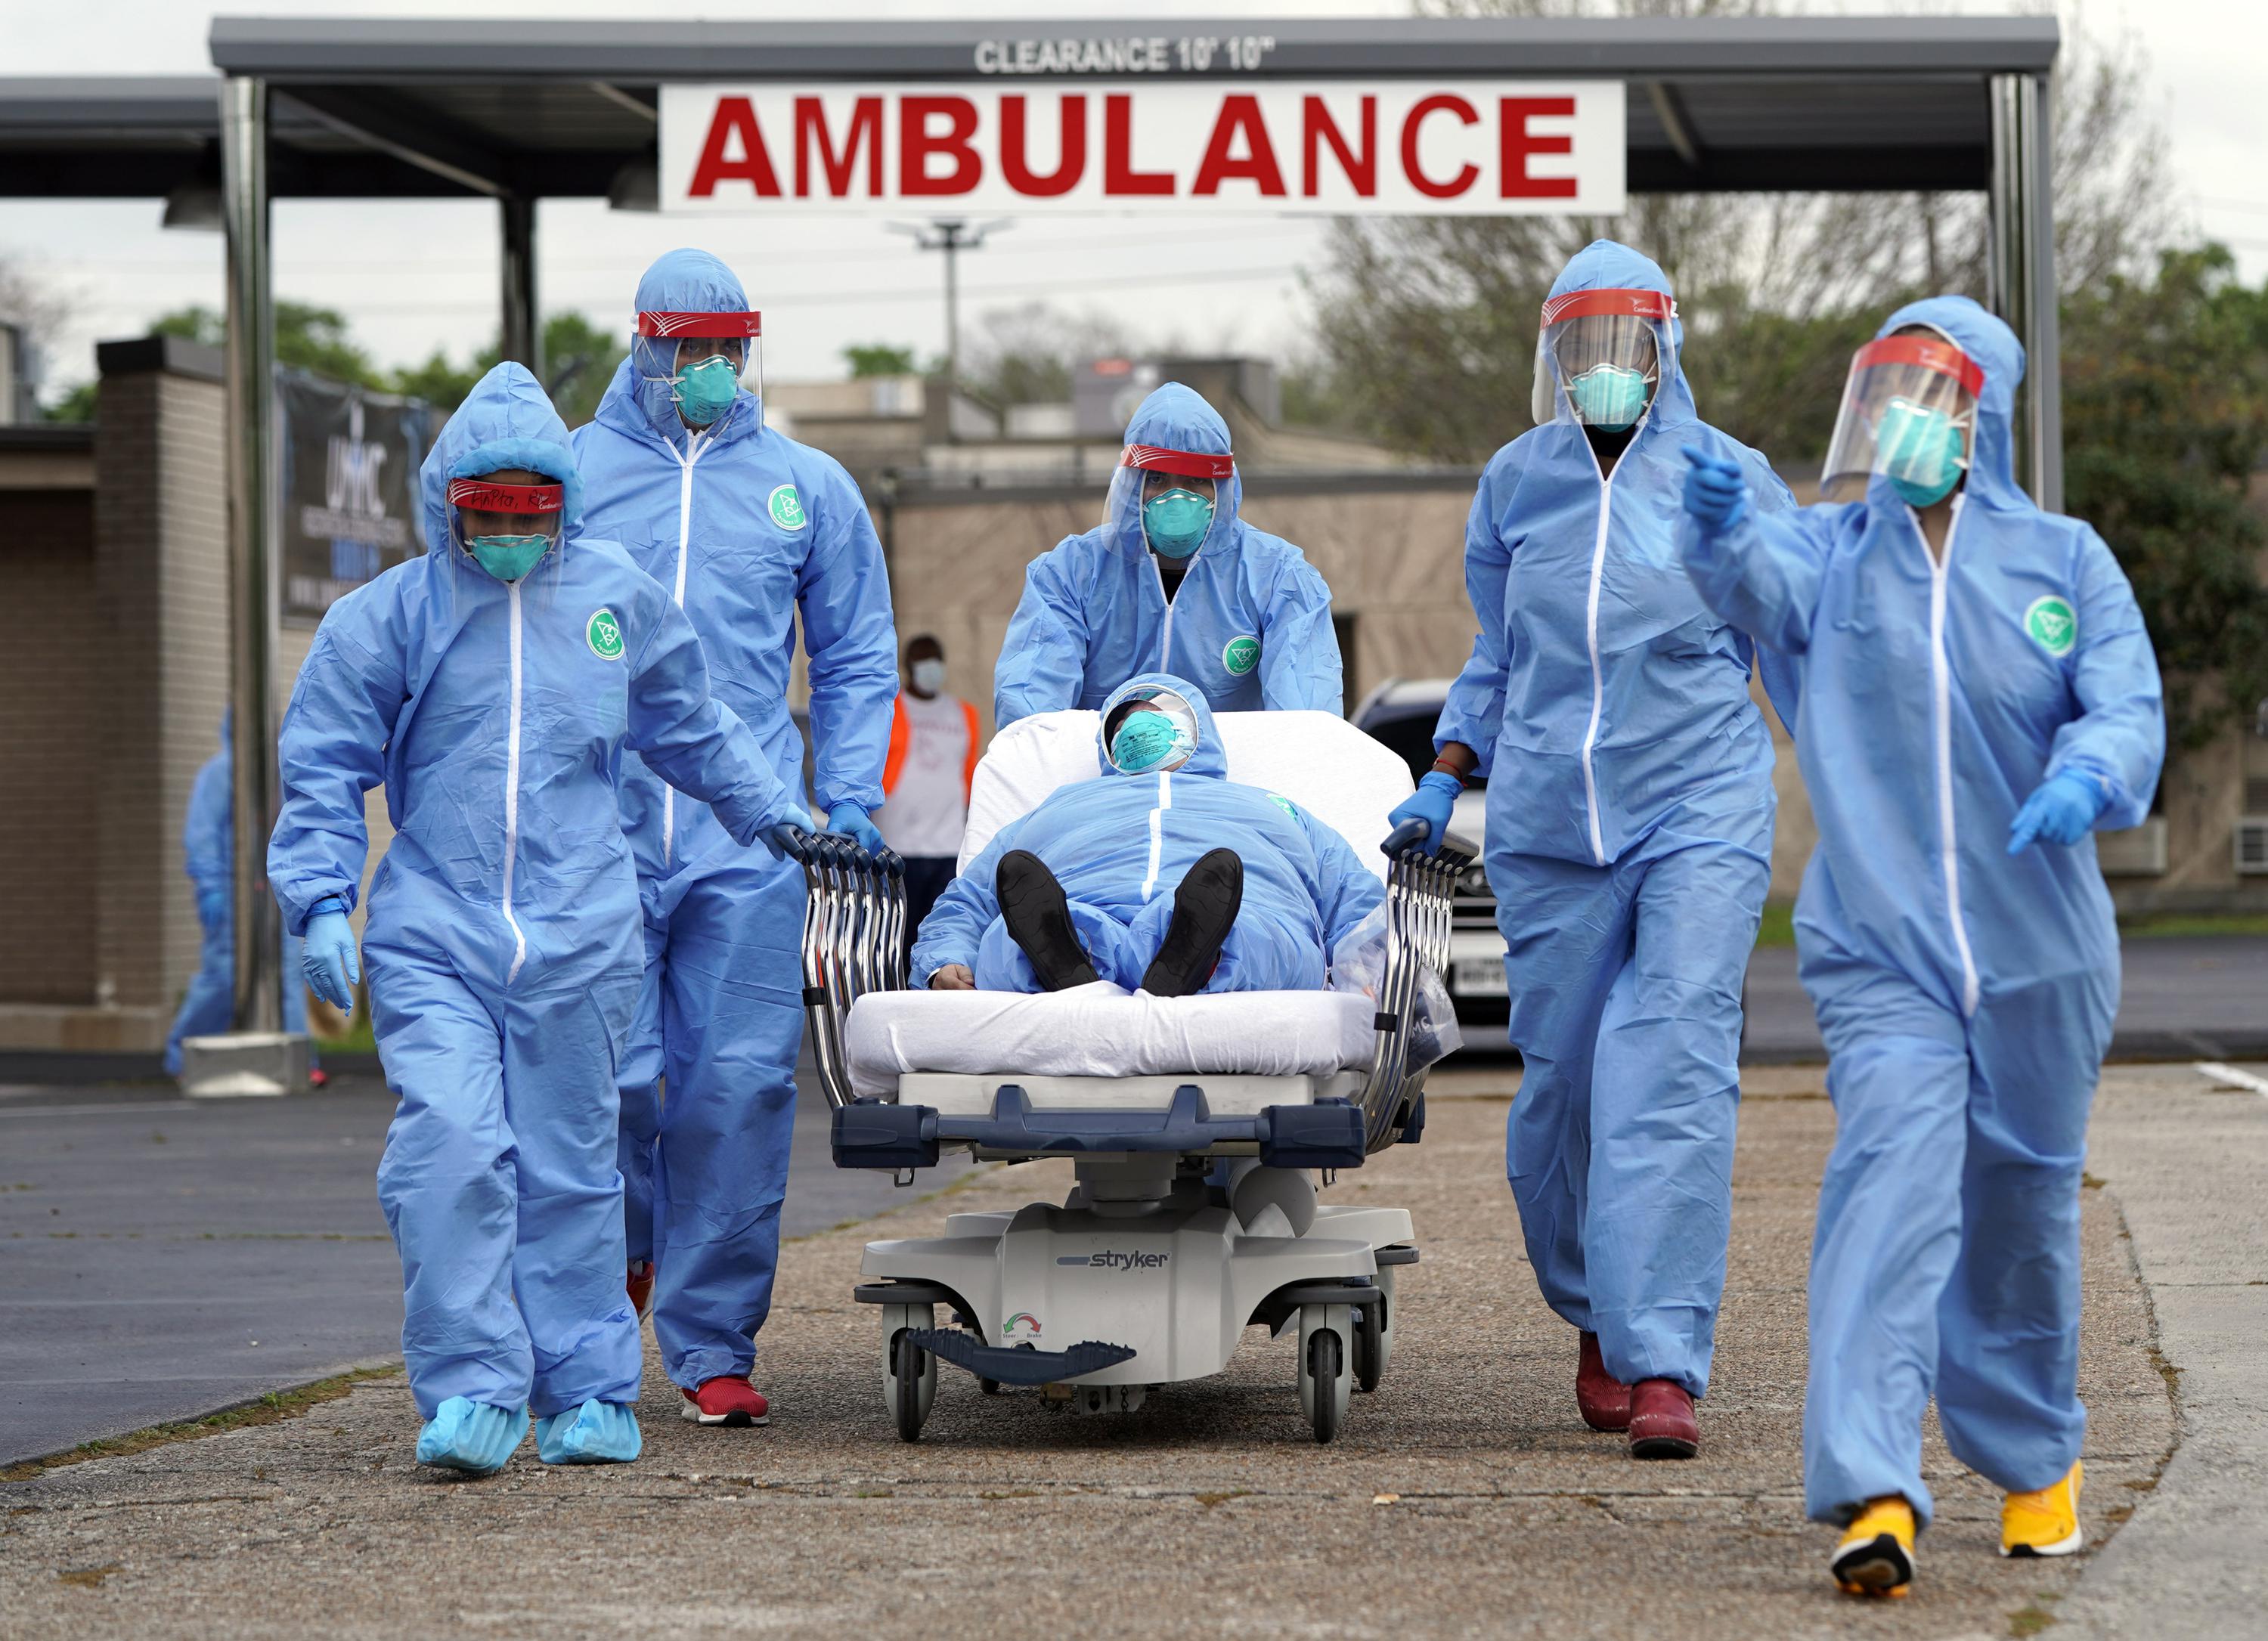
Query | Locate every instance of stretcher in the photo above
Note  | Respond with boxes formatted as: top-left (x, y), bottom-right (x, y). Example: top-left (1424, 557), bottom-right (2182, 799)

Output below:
top-left (793, 708), bottom-right (1468, 1443)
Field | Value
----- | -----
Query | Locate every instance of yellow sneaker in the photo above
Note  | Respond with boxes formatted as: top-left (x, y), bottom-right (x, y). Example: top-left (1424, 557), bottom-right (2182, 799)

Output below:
top-left (2001, 1461), bottom-right (2083, 1558)
top-left (1831, 1496), bottom-right (1916, 1598)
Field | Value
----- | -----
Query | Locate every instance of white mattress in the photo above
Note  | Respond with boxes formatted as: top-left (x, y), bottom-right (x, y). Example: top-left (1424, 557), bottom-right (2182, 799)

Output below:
top-left (959, 708), bottom-right (1414, 884)
top-left (845, 981), bottom-right (1377, 1100)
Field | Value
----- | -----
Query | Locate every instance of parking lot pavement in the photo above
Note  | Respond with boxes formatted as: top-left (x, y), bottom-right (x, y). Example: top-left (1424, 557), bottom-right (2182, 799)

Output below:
top-left (1, 1067), bottom-right (2186, 1640)
top-left (0, 1074), bottom-right (965, 1469)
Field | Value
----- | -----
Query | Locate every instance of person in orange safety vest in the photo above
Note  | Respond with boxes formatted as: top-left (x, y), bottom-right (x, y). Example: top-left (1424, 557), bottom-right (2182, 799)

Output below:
top-left (878, 633), bottom-right (983, 950)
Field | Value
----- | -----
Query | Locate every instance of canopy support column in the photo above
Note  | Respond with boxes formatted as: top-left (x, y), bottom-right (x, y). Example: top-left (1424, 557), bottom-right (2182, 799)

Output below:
top-left (500, 194), bottom-right (541, 377)
top-left (221, 73), bottom-right (284, 1039)
top-left (1988, 70), bottom-right (2061, 512)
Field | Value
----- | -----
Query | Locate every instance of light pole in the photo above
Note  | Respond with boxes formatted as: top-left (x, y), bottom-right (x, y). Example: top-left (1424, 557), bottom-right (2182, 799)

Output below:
top-left (888, 218), bottom-right (1012, 395)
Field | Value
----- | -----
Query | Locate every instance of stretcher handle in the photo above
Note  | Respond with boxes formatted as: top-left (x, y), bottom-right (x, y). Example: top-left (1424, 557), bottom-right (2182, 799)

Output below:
top-left (1379, 818), bottom-right (1431, 858)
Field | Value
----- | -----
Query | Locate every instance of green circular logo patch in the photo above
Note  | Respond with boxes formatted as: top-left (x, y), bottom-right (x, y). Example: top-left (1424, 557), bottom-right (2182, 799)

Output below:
top-left (1222, 634), bottom-right (1259, 677)
top-left (2024, 596), bottom-right (2077, 658)
top-left (586, 607), bottom-right (624, 661)
top-left (767, 483), bottom-right (807, 532)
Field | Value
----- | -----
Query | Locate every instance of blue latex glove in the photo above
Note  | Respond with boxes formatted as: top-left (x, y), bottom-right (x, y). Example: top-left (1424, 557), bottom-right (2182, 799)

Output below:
top-left (302, 904), bottom-right (361, 1011)
top-left (2008, 772), bottom-right (2105, 854)
top-left (827, 801), bottom-right (887, 856)
top-left (762, 802), bottom-right (817, 862)
top-left (1680, 445), bottom-right (1750, 537)
top-left (1386, 769), bottom-right (1464, 856)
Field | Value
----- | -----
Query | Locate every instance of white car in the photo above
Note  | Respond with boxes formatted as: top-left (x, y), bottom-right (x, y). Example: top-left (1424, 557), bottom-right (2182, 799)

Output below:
top-left (1350, 678), bottom-right (1506, 1026)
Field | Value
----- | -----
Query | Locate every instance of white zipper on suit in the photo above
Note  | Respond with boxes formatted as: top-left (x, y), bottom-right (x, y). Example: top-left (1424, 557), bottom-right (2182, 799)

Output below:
top-left (501, 580), bottom-right (528, 985)
top-left (1916, 496), bottom-right (1981, 1017)
top-left (658, 427), bottom-right (710, 866)
top-left (1141, 770), bottom-right (1173, 901)
top-left (1574, 432), bottom-right (1632, 868)
top-left (1151, 553), bottom-right (1179, 674)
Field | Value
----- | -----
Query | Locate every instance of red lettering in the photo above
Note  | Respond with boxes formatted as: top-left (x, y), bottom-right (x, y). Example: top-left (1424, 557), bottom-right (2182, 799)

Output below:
top-left (1103, 94), bottom-right (1174, 196)
top-left (900, 96), bottom-right (981, 196)
top-left (686, 97), bottom-right (782, 199)
top-left (1400, 94), bottom-right (1479, 200)
top-left (795, 95), bottom-right (881, 197)
top-left (1191, 95), bottom-right (1287, 197)
top-left (1500, 96), bottom-right (1577, 198)
top-left (1001, 94), bottom-right (1086, 197)
top-left (1302, 95), bottom-right (1376, 197)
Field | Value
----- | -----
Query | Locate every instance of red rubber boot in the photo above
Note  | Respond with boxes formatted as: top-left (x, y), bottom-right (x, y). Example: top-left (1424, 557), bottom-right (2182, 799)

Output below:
top-left (1628, 1378), bottom-right (1699, 1459)
top-left (1576, 1332), bottom-right (1632, 1432)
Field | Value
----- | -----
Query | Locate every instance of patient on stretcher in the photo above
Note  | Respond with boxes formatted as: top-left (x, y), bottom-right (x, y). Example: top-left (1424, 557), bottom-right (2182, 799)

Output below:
top-left (912, 673), bottom-right (1383, 996)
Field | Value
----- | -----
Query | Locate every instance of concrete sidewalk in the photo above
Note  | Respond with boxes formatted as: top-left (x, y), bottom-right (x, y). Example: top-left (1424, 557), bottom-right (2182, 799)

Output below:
top-left (1, 1064), bottom-right (2208, 1640)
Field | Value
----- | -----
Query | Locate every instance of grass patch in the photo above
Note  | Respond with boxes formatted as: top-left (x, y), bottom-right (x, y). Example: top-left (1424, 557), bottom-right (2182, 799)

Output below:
top-left (0, 1366), bottom-right (398, 1483)
top-left (315, 1018), bottom-right (376, 1056)
top-left (56, 1563), bottom-right (122, 1590)
top-left (1751, 908), bottom-right (2268, 949)
top-left (1194, 1490), bottom-right (1253, 1509)
top-left (2118, 912), bottom-right (2268, 939)
top-left (2009, 1600), bottom-right (2059, 1636)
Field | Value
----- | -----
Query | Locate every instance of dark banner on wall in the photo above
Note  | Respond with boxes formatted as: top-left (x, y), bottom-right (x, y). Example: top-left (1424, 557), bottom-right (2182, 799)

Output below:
top-left (277, 370), bottom-right (436, 622)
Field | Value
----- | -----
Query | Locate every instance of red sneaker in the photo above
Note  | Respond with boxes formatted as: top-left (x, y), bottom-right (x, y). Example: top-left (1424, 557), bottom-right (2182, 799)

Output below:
top-left (680, 1377), bottom-right (770, 1427)
top-left (626, 1260), bottom-right (655, 1325)
top-left (1576, 1331), bottom-right (1631, 1432)
top-left (1628, 1379), bottom-right (1699, 1459)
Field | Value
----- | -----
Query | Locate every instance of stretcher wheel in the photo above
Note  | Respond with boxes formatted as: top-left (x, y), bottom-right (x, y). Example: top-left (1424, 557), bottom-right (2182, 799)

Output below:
top-left (1303, 1327), bottom-right (1345, 1444)
top-left (891, 1328), bottom-right (933, 1441)
top-left (1297, 1302), bottom-right (1351, 1444)
top-left (1352, 1306), bottom-right (1382, 1393)
top-left (1355, 1268), bottom-right (1398, 1393)
top-left (978, 1377), bottom-right (1002, 1396)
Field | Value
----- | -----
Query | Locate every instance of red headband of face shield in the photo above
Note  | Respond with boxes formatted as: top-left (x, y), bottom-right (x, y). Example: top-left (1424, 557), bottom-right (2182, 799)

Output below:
top-left (1121, 444), bottom-right (1235, 481)
top-left (1538, 288), bottom-right (1676, 327)
top-left (1850, 334), bottom-right (1987, 398)
top-left (636, 311), bottom-right (763, 339)
top-left (447, 477), bottom-right (563, 513)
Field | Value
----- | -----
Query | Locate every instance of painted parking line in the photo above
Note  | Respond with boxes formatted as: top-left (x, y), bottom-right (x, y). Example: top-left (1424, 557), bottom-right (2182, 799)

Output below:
top-left (2193, 1060), bottom-right (2268, 1096)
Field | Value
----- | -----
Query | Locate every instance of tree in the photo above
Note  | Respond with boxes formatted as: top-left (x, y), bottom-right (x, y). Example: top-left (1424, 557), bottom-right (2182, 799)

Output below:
top-left (372, 312), bottom-right (624, 424)
top-left (148, 302), bottom-right (390, 389)
top-left (959, 301), bottom-right (1136, 409)
top-left (2062, 246), bottom-right (2268, 749)
top-left (1305, 0), bottom-right (2174, 464)
top-left (844, 342), bottom-right (918, 378)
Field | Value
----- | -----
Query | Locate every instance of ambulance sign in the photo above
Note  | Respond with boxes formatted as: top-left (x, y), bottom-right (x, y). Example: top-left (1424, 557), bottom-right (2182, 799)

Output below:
top-left (659, 81), bottom-right (1624, 216)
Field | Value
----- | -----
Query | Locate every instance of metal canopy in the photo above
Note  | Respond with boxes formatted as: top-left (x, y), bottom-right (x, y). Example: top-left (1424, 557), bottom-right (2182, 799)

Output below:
top-left (197, 14), bottom-right (2056, 197)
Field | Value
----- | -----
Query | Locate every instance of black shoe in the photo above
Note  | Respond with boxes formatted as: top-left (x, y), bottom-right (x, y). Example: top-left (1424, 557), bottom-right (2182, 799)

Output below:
top-left (1139, 848), bottom-right (1243, 998)
top-left (995, 850), bottom-right (1098, 992)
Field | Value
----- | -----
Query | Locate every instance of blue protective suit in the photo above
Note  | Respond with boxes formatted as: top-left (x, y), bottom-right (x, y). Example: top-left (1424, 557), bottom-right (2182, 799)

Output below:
top-left (1678, 296), bottom-right (2164, 1525)
top-left (993, 385), bottom-right (1342, 726)
top-left (163, 714), bottom-right (311, 1076)
top-left (268, 363), bottom-right (789, 1420)
top-left (571, 249), bottom-right (897, 1391)
top-left (1431, 240), bottom-right (1796, 1398)
top-left (913, 673), bottom-right (1380, 992)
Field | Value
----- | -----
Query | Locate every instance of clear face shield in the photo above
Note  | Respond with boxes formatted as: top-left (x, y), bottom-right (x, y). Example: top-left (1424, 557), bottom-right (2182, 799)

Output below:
top-left (634, 309), bottom-right (763, 429)
top-left (1108, 443), bottom-right (1235, 561)
top-left (447, 475), bottom-right (564, 584)
top-left (1820, 330), bottom-right (1983, 507)
top-left (1102, 684), bottom-right (1201, 775)
top-left (1531, 287), bottom-right (1675, 432)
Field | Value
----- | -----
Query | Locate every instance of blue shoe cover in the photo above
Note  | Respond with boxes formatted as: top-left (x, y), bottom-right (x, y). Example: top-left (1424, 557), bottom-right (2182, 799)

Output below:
top-left (534, 1398), bottom-right (643, 1465)
top-left (414, 1396), bottom-right (528, 1475)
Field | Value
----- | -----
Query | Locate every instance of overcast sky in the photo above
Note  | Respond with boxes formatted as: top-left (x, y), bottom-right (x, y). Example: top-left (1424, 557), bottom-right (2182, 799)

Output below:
top-left (3, 0), bottom-right (2262, 398)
